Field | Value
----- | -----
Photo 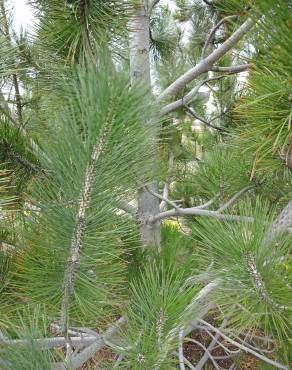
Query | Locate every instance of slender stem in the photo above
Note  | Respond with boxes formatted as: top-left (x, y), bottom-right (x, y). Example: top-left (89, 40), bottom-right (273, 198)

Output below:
top-left (211, 63), bottom-right (254, 73)
top-left (216, 185), bottom-right (255, 212)
top-left (146, 185), bottom-right (179, 210)
top-left (184, 104), bottom-right (226, 132)
top-left (201, 15), bottom-right (238, 58)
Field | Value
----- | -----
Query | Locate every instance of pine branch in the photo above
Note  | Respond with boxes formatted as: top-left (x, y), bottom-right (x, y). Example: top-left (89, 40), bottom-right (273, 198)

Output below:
top-left (0, 335), bottom-right (98, 350)
top-left (54, 317), bottom-right (126, 370)
top-left (160, 75), bottom-right (230, 116)
top-left (158, 17), bottom-right (256, 101)
top-left (210, 63), bottom-right (254, 73)
top-left (60, 121), bottom-right (111, 334)
top-left (216, 185), bottom-right (255, 212)
top-left (245, 254), bottom-right (284, 309)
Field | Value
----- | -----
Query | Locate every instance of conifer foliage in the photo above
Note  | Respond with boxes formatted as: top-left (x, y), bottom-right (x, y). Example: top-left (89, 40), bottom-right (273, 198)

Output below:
top-left (0, 0), bottom-right (291, 369)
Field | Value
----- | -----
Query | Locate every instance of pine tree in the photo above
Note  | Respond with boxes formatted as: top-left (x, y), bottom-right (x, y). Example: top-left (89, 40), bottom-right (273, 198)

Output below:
top-left (0, 0), bottom-right (291, 369)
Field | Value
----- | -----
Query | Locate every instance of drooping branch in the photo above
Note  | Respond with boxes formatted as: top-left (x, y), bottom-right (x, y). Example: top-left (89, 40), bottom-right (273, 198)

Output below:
top-left (158, 17), bottom-right (256, 101)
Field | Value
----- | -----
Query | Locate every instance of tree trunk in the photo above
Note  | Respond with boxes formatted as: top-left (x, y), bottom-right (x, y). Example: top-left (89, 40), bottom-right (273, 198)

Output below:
top-left (129, 0), bottom-right (161, 248)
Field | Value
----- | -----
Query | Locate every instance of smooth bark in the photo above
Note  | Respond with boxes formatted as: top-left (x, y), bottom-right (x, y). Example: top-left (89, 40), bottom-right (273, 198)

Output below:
top-left (129, 0), bottom-right (161, 248)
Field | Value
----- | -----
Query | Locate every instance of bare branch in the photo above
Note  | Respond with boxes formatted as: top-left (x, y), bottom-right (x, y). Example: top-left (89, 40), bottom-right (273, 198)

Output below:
top-left (185, 337), bottom-right (221, 370)
top-left (195, 319), bottom-right (229, 370)
top-left (148, 206), bottom-right (254, 224)
top-left (160, 75), bottom-right (229, 116)
top-left (0, 335), bottom-right (98, 350)
top-left (216, 185), bottom-right (255, 212)
top-left (52, 317), bottom-right (126, 370)
top-left (211, 63), bottom-right (254, 73)
top-left (158, 17), bottom-right (256, 101)
top-left (202, 15), bottom-right (238, 58)
top-left (184, 105), bottom-right (227, 132)
top-left (199, 320), bottom-right (289, 370)
top-left (146, 186), bottom-right (179, 210)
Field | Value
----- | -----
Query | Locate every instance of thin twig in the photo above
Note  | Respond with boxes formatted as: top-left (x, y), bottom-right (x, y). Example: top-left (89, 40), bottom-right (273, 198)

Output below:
top-left (199, 320), bottom-right (289, 370)
top-left (195, 318), bottom-right (229, 370)
top-left (185, 337), bottom-right (221, 370)
top-left (184, 104), bottom-right (227, 132)
top-left (201, 15), bottom-right (238, 58)
top-left (216, 184), bottom-right (255, 212)
top-left (211, 63), bottom-right (254, 73)
top-left (146, 185), bottom-right (179, 210)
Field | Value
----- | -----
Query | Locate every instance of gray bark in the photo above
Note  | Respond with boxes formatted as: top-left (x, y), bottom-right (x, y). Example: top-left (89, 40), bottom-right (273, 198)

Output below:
top-left (129, 0), bottom-right (161, 248)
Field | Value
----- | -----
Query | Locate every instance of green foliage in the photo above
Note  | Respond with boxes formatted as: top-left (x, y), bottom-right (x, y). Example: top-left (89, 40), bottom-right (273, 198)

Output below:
top-left (117, 258), bottom-right (202, 369)
top-left (232, 0), bottom-right (292, 173)
top-left (150, 5), bottom-right (182, 61)
top-left (6, 61), bottom-right (157, 327)
top-left (0, 307), bottom-right (62, 369)
top-left (30, 0), bottom-right (132, 63)
top-left (191, 200), bottom-right (292, 356)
